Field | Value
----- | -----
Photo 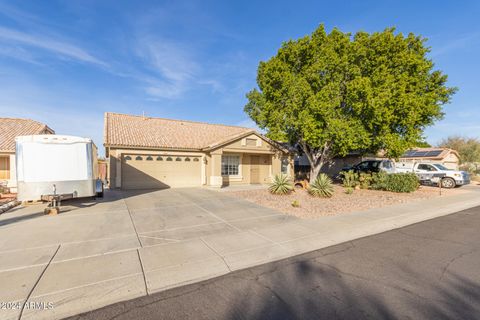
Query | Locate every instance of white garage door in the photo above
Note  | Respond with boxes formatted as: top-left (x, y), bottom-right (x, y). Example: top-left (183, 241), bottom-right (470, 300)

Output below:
top-left (122, 154), bottom-right (202, 189)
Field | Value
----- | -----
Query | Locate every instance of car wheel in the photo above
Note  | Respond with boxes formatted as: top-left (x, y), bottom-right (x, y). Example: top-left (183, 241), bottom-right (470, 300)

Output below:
top-left (441, 177), bottom-right (456, 189)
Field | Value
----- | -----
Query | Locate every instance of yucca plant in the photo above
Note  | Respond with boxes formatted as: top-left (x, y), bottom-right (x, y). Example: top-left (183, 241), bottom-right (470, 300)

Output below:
top-left (269, 174), bottom-right (294, 195)
top-left (308, 174), bottom-right (334, 198)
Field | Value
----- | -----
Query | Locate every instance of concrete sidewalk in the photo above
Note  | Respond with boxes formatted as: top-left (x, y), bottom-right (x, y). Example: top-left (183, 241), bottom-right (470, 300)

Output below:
top-left (1, 188), bottom-right (480, 320)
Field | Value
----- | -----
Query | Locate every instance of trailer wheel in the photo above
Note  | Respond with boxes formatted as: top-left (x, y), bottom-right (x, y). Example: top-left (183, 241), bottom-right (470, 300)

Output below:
top-left (441, 177), bottom-right (456, 189)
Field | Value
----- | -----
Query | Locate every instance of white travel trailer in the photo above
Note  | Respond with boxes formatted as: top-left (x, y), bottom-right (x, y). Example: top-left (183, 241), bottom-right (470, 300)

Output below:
top-left (16, 135), bottom-right (103, 201)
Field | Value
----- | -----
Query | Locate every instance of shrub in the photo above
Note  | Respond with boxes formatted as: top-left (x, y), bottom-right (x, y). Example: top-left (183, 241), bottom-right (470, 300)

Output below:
top-left (341, 170), bottom-right (359, 188)
top-left (345, 187), bottom-right (354, 195)
top-left (269, 174), bottom-right (294, 195)
top-left (308, 174), bottom-right (334, 198)
top-left (291, 200), bottom-right (300, 207)
top-left (460, 163), bottom-right (480, 176)
top-left (384, 173), bottom-right (419, 193)
top-left (371, 171), bottom-right (389, 190)
top-left (358, 172), bottom-right (373, 189)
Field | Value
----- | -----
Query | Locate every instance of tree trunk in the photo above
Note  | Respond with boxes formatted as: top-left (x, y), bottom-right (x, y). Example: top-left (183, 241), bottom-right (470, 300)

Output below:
top-left (309, 162), bottom-right (323, 184)
top-left (298, 140), bottom-right (330, 184)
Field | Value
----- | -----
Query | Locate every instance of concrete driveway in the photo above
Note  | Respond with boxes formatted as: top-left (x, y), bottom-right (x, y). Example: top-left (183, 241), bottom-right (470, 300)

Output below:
top-left (0, 187), bottom-right (301, 320)
top-left (1, 187), bottom-right (480, 320)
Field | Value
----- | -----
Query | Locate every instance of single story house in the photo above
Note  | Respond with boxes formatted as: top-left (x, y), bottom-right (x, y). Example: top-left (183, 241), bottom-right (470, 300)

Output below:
top-left (399, 148), bottom-right (460, 170)
top-left (104, 113), bottom-right (292, 189)
top-left (0, 117), bottom-right (54, 192)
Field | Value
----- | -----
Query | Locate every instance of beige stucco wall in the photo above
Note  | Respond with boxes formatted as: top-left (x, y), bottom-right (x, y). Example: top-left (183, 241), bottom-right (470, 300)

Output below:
top-left (211, 134), bottom-right (290, 187)
top-left (220, 153), bottom-right (273, 186)
top-left (106, 133), bottom-right (291, 189)
top-left (108, 147), bottom-right (205, 189)
top-left (443, 153), bottom-right (459, 170)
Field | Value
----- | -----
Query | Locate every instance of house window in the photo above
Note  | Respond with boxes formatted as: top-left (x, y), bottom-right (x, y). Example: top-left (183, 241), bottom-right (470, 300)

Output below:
top-left (221, 155), bottom-right (240, 176)
top-left (124, 155), bottom-right (132, 161)
top-left (193, 158), bottom-right (199, 162)
top-left (166, 157), bottom-right (173, 161)
top-left (246, 138), bottom-right (257, 146)
top-left (185, 157), bottom-right (191, 162)
top-left (146, 156), bottom-right (153, 161)
top-left (157, 156), bottom-right (163, 161)
top-left (135, 156), bottom-right (143, 160)
top-left (281, 157), bottom-right (289, 174)
top-left (176, 157), bottom-right (182, 161)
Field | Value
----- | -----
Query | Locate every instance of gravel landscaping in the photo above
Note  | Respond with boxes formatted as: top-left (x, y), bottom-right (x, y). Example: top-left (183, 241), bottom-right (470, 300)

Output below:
top-left (226, 185), bottom-right (470, 219)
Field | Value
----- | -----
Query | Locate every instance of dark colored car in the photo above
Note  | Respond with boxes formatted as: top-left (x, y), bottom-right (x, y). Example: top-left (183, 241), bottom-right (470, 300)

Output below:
top-left (341, 160), bottom-right (394, 174)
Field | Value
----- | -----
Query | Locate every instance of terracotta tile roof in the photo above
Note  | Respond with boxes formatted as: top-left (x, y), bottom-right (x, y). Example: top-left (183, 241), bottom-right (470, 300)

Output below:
top-left (104, 112), bottom-right (255, 150)
top-left (0, 118), bottom-right (54, 152)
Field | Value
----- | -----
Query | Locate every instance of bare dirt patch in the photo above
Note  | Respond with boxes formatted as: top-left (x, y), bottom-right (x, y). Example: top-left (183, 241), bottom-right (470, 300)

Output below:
top-left (226, 185), bottom-right (470, 219)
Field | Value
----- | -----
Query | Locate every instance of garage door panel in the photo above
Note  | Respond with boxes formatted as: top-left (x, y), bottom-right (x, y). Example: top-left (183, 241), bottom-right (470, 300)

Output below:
top-left (122, 155), bottom-right (201, 190)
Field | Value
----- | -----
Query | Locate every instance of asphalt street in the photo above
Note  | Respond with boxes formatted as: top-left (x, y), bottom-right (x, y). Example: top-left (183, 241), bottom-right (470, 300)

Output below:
top-left (68, 205), bottom-right (480, 320)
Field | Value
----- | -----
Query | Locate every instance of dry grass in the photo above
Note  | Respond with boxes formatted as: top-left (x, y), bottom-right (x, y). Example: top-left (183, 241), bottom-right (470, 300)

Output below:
top-left (227, 185), bottom-right (470, 219)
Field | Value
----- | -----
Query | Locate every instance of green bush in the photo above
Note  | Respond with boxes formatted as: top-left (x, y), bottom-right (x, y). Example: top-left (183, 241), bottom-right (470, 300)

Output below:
top-left (371, 171), bottom-right (389, 190)
top-left (269, 174), bottom-right (294, 195)
top-left (291, 200), bottom-right (300, 207)
top-left (369, 171), bottom-right (420, 193)
top-left (341, 170), bottom-right (359, 188)
top-left (384, 173), bottom-right (419, 193)
top-left (341, 170), bottom-right (419, 193)
top-left (308, 174), bottom-right (334, 198)
top-left (358, 172), bottom-right (373, 189)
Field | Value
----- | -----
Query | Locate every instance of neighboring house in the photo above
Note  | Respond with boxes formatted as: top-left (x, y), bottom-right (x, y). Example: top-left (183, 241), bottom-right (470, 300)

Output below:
top-left (295, 147), bottom-right (461, 177)
top-left (103, 113), bottom-right (292, 189)
top-left (399, 148), bottom-right (460, 170)
top-left (0, 118), bottom-right (54, 192)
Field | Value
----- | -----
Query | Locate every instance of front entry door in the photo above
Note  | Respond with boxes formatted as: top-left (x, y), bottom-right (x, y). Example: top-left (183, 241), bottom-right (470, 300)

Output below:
top-left (250, 155), bottom-right (260, 184)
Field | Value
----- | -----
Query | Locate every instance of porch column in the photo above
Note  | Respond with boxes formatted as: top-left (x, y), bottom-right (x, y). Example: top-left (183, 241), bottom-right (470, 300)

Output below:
top-left (115, 151), bottom-right (122, 189)
top-left (209, 150), bottom-right (223, 188)
top-left (8, 154), bottom-right (17, 192)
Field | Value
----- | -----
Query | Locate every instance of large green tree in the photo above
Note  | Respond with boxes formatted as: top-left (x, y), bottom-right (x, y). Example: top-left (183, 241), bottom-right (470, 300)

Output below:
top-left (245, 25), bottom-right (456, 182)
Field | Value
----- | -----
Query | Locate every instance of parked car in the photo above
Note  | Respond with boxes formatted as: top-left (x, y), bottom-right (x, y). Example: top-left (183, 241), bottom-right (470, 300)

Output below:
top-left (341, 160), bottom-right (395, 174)
top-left (340, 159), bottom-right (470, 189)
top-left (395, 162), bottom-right (470, 188)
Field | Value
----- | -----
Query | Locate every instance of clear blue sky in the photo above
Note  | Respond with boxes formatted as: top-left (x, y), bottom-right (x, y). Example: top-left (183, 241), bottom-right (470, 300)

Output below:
top-left (0, 1), bottom-right (478, 156)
